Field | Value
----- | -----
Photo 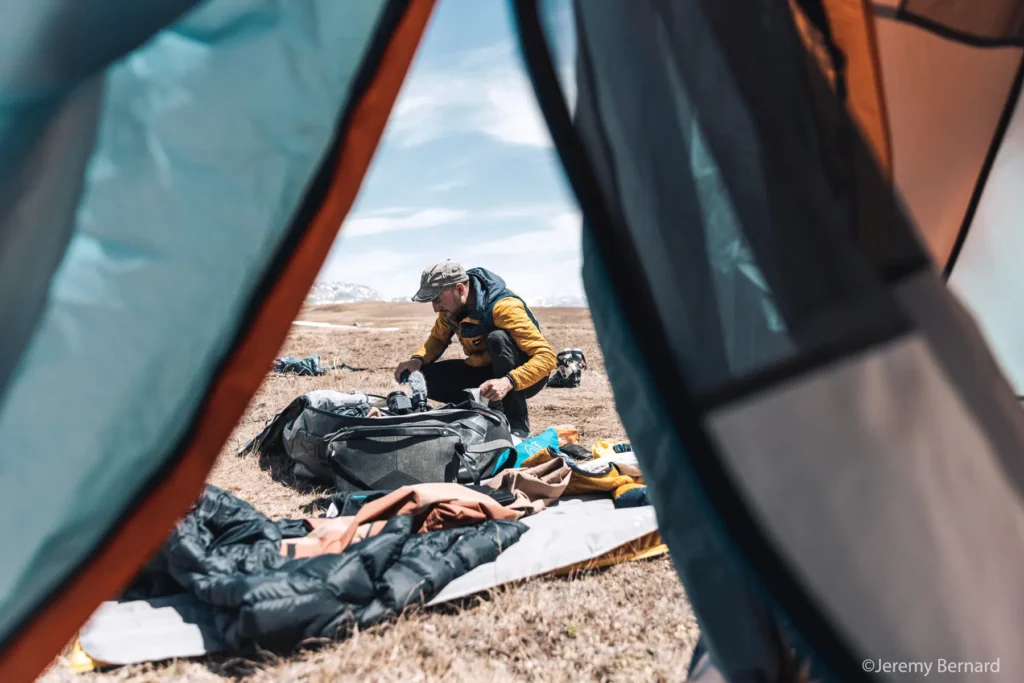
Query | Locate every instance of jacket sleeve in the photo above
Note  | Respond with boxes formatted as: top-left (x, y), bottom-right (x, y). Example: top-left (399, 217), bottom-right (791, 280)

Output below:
top-left (412, 314), bottom-right (453, 365)
top-left (491, 299), bottom-right (557, 389)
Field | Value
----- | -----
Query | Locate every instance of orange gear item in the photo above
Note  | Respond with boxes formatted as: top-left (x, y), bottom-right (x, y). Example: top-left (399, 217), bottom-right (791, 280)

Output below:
top-left (553, 424), bottom-right (580, 446)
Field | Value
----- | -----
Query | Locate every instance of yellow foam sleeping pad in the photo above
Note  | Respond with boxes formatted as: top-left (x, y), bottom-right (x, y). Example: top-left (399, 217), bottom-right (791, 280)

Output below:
top-left (67, 640), bottom-right (103, 674)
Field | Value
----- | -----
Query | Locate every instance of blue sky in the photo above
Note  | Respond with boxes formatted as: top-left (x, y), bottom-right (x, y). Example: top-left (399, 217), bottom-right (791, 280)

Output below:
top-left (316, 0), bottom-right (582, 302)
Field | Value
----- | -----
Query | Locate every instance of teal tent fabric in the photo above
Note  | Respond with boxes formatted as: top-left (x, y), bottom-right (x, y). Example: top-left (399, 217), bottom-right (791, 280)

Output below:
top-left (0, 0), bottom-right (393, 648)
top-left (0, 1), bottom-right (204, 411)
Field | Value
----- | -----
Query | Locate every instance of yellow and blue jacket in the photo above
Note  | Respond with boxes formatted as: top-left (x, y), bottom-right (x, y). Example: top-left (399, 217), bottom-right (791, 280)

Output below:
top-left (412, 268), bottom-right (556, 390)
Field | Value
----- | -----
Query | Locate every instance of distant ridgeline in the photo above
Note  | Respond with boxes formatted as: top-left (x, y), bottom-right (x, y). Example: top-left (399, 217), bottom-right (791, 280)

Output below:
top-left (306, 281), bottom-right (587, 307)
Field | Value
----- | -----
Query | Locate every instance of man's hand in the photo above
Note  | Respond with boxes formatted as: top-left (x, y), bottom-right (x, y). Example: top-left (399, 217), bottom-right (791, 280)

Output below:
top-left (394, 358), bottom-right (423, 383)
top-left (479, 377), bottom-right (514, 402)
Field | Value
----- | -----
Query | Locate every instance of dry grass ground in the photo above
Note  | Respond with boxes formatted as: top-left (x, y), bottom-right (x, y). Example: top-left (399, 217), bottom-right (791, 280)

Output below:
top-left (39, 304), bottom-right (699, 682)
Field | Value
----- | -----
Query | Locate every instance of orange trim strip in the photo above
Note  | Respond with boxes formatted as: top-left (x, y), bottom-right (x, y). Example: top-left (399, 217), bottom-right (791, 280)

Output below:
top-left (823, 0), bottom-right (893, 178)
top-left (790, 0), bottom-right (840, 89)
top-left (857, 0), bottom-right (893, 175)
top-left (2, 2), bottom-right (435, 680)
top-left (789, 0), bottom-right (893, 178)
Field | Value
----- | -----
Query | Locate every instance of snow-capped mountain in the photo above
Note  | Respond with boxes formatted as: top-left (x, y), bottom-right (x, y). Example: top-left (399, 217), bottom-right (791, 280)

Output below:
top-left (306, 281), bottom-right (382, 304)
top-left (306, 281), bottom-right (587, 308)
top-left (529, 294), bottom-right (588, 308)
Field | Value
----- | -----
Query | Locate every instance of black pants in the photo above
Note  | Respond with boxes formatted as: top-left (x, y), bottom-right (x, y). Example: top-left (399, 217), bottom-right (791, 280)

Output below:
top-left (419, 330), bottom-right (545, 437)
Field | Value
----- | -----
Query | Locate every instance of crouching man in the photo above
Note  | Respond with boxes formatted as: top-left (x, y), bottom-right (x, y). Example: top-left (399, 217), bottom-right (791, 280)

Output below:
top-left (393, 259), bottom-right (556, 439)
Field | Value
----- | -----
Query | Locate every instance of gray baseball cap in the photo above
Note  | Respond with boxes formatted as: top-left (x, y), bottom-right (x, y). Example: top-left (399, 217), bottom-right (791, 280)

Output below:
top-left (411, 259), bottom-right (469, 302)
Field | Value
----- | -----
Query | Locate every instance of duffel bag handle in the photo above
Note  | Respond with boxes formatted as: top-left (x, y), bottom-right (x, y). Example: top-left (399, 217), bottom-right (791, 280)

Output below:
top-left (330, 424), bottom-right (457, 441)
top-left (467, 400), bottom-right (502, 418)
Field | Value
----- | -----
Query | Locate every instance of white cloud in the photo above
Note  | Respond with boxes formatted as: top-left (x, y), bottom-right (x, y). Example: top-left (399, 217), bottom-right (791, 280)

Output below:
top-left (480, 203), bottom-right (572, 220)
top-left (467, 210), bottom-right (581, 258)
top-left (386, 42), bottom-right (552, 149)
top-left (339, 202), bottom-right (572, 240)
top-left (342, 207), bottom-right (469, 237)
top-left (320, 208), bottom-right (584, 301)
top-left (356, 206), bottom-right (417, 217)
top-left (426, 178), bottom-right (470, 193)
top-left (461, 210), bottom-right (583, 301)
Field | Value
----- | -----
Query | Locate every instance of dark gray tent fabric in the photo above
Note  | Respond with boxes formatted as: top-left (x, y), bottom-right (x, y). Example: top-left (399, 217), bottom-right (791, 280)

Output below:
top-left (564, 5), bottom-right (789, 678)
top-left (562, 0), bottom-right (924, 398)
top-left (709, 320), bottom-right (1024, 681)
top-left (572, 2), bottom-right (795, 388)
top-left (895, 272), bottom-right (1024, 497)
top-left (578, 229), bottom-right (790, 682)
top-left (516, 0), bottom-right (1024, 681)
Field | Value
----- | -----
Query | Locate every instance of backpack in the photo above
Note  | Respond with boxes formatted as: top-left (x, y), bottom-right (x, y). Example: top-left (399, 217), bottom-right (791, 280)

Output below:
top-left (327, 399), bottom-right (516, 492)
top-left (547, 348), bottom-right (587, 388)
top-left (239, 390), bottom-right (516, 490)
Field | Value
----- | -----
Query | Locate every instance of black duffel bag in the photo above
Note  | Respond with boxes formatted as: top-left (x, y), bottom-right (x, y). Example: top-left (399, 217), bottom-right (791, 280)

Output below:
top-left (326, 400), bottom-right (516, 492)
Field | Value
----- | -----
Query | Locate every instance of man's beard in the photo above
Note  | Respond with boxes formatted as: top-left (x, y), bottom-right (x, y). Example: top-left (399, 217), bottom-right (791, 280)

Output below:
top-left (447, 301), bottom-right (467, 322)
top-left (445, 285), bottom-right (472, 322)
